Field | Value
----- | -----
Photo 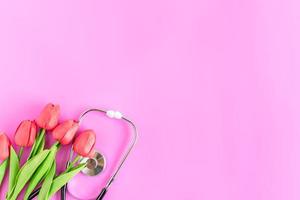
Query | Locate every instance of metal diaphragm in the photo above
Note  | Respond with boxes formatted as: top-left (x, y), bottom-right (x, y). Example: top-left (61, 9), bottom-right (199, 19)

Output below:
top-left (80, 151), bottom-right (106, 176)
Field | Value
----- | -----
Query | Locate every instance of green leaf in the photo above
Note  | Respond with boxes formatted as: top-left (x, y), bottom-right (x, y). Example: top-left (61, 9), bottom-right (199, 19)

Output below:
top-left (48, 163), bottom-right (86, 198)
top-left (8, 150), bottom-right (50, 200)
top-left (28, 128), bottom-right (45, 160)
top-left (39, 161), bottom-right (56, 200)
top-left (8, 147), bottom-right (19, 195)
top-left (23, 146), bottom-right (58, 200)
top-left (0, 159), bottom-right (8, 186)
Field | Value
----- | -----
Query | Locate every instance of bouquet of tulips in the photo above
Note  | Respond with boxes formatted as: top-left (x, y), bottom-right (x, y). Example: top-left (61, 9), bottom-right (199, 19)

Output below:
top-left (0, 103), bottom-right (96, 200)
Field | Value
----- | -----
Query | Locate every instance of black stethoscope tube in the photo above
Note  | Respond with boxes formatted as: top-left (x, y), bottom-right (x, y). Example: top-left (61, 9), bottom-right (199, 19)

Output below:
top-left (96, 188), bottom-right (107, 200)
top-left (28, 187), bottom-right (40, 199)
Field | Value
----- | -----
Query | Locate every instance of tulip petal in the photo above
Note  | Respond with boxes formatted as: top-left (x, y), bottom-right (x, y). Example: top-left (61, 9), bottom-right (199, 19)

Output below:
top-left (36, 103), bottom-right (60, 130)
top-left (73, 130), bottom-right (96, 157)
top-left (87, 149), bottom-right (96, 158)
top-left (14, 120), bottom-right (37, 147)
top-left (28, 122), bottom-right (37, 147)
top-left (60, 122), bottom-right (79, 145)
top-left (52, 120), bottom-right (78, 145)
top-left (52, 120), bottom-right (72, 141)
top-left (0, 132), bottom-right (10, 160)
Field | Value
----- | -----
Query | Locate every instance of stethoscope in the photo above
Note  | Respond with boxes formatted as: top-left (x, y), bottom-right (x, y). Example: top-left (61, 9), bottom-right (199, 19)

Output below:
top-left (28, 108), bottom-right (138, 200)
top-left (62, 108), bottom-right (138, 200)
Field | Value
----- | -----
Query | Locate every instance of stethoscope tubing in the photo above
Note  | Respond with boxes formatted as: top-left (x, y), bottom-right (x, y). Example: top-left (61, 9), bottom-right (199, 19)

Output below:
top-left (28, 108), bottom-right (138, 200)
top-left (63, 108), bottom-right (138, 200)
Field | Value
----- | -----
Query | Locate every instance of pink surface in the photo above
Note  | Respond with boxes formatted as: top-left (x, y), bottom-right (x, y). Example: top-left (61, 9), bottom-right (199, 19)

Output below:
top-left (0, 0), bottom-right (300, 199)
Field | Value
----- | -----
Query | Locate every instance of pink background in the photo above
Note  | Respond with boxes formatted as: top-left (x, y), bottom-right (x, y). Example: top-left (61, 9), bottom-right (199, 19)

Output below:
top-left (0, 0), bottom-right (300, 199)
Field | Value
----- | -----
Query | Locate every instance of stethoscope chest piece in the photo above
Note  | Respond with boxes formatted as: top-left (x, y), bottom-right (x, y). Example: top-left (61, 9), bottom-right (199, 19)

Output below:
top-left (81, 151), bottom-right (106, 176)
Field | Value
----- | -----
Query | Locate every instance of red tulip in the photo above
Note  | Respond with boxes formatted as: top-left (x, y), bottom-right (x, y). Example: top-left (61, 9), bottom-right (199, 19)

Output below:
top-left (52, 120), bottom-right (79, 145)
top-left (73, 130), bottom-right (96, 158)
top-left (0, 132), bottom-right (10, 160)
top-left (36, 103), bottom-right (60, 130)
top-left (14, 120), bottom-right (37, 147)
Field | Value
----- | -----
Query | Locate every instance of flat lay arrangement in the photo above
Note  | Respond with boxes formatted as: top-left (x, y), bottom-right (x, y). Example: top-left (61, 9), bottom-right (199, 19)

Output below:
top-left (0, 103), bottom-right (137, 200)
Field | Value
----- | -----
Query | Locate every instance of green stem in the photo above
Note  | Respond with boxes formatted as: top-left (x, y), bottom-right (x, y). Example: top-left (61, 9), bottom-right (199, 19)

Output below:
top-left (28, 128), bottom-right (46, 160)
top-left (18, 147), bottom-right (24, 160)
top-left (67, 156), bottom-right (81, 172)
top-left (54, 141), bottom-right (60, 148)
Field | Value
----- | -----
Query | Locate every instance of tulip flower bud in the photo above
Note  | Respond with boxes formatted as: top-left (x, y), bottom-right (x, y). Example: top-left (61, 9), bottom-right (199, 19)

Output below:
top-left (14, 120), bottom-right (37, 147)
top-left (52, 120), bottom-right (79, 145)
top-left (0, 132), bottom-right (10, 160)
top-left (73, 130), bottom-right (96, 158)
top-left (36, 103), bottom-right (60, 130)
